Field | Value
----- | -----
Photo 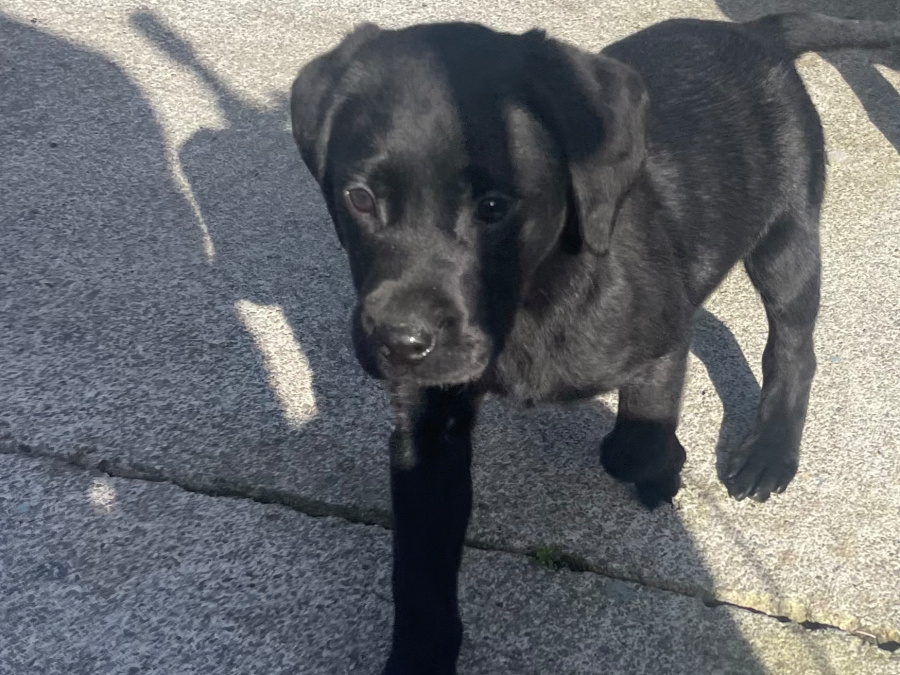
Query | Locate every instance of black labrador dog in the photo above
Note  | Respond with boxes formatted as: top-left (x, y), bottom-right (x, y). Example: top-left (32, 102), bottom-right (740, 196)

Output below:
top-left (291, 12), bottom-right (898, 673)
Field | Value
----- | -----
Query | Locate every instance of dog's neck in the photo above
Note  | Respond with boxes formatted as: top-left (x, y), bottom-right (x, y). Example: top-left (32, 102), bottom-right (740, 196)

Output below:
top-left (484, 170), bottom-right (688, 403)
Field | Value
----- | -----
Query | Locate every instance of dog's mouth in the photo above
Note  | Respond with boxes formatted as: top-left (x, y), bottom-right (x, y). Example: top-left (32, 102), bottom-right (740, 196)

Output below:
top-left (352, 310), bottom-right (491, 386)
top-left (377, 352), bottom-right (490, 387)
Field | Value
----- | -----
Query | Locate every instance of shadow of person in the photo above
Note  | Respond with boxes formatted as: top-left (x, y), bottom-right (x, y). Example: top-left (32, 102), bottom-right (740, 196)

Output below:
top-left (0, 12), bottom-right (292, 473)
top-left (128, 11), bottom-right (399, 511)
top-left (714, 0), bottom-right (900, 154)
top-left (0, 12), bottom-right (393, 674)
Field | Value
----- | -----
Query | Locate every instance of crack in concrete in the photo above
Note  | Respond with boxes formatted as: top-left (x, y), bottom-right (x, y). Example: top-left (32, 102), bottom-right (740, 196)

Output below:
top-left (2, 434), bottom-right (897, 655)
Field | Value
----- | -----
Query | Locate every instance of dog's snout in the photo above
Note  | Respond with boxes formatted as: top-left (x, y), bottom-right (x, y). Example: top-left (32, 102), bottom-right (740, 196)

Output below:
top-left (375, 323), bottom-right (435, 363)
top-left (374, 323), bottom-right (435, 363)
top-left (357, 279), bottom-right (488, 381)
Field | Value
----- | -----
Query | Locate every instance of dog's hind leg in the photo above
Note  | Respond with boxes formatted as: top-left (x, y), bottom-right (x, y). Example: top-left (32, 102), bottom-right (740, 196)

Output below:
top-left (723, 209), bottom-right (821, 502)
top-left (601, 346), bottom-right (689, 508)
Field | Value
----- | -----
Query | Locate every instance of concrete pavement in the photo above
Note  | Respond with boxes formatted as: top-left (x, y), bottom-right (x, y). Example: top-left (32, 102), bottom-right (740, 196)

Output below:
top-left (1, 0), bottom-right (899, 672)
top-left (3, 452), bottom-right (896, 674)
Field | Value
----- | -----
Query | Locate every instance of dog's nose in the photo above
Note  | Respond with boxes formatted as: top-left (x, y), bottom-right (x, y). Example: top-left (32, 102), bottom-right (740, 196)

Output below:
top-left (375, 323), bottom-right (435, 363)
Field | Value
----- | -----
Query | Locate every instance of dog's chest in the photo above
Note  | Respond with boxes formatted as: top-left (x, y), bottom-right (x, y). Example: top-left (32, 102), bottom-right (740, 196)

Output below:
top-left (487, 332), bottom-right (631, 405)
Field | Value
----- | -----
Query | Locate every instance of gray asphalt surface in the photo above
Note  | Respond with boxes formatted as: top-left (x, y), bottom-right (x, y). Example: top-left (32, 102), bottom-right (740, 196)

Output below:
top-left (1, 0), bottom-right (899, 673)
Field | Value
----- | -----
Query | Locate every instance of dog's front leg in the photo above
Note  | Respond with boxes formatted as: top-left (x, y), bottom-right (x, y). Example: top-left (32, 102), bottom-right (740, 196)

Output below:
top-left (382, 385), bottom-right (480, 675)
top-left (600, 345), bottom-right (689, 508)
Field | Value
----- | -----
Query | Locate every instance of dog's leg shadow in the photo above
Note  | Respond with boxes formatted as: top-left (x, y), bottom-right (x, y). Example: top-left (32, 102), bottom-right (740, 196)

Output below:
top-left (689, 308), bottom-right (761, 482)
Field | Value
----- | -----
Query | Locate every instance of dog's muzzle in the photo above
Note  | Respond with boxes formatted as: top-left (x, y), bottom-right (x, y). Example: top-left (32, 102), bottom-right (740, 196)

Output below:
top-left (371, 321), bottom-right (436, 365)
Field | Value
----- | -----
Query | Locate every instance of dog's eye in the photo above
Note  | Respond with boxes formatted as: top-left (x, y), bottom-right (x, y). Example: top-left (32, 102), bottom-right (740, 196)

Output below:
top-left (346, 187), bottom-right (376, 215)
top-left (475, 195), bottom-right (512, 224)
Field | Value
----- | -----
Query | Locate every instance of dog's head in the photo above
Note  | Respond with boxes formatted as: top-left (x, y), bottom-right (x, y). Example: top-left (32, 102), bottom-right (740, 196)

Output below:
top-left (291, 23), bottom-right (647, 387)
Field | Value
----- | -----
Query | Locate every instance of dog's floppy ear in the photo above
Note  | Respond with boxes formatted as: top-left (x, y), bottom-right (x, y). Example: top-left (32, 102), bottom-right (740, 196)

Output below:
top-left (290, 23), bottom-right (381, 184)
top-left (523, 31), bottom-right (648, 256)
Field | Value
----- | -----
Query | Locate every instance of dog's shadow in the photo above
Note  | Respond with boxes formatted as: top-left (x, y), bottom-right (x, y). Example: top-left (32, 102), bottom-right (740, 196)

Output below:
top-left (716, 0), bottom-right (900, 154)
top-left (692, 308), bottom-right (761, 480)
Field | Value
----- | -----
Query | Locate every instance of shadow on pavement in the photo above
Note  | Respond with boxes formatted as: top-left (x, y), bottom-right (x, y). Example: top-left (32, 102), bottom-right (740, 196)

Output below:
top-left (716, 0), bottom-right (900, 154)
top-left (0, 9), bottom-right (840, 672)
top-left (692, 309), bottom-right (760, 480)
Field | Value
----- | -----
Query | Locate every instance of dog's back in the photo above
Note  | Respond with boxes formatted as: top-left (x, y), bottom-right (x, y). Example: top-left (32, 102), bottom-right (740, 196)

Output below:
top-left (603, 14), bottom-right (898, 303)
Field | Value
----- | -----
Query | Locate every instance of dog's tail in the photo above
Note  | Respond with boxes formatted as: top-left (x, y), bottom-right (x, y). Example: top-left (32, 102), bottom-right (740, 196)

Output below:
top-left (746, 12), bottom-right (900, 58)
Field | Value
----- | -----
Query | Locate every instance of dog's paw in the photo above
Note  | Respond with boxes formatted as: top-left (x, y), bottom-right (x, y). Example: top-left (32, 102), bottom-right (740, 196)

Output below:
top-left (635, 470), bottom-right (682, 509)
top-left (723, 434), bottom-right (799, 502)
top-left (601, 421), bottom-right (686, 509)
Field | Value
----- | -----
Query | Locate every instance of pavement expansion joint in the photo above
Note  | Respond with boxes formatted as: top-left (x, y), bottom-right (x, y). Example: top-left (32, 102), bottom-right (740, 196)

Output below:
top-left (3, 431), bottom-right (897, 655)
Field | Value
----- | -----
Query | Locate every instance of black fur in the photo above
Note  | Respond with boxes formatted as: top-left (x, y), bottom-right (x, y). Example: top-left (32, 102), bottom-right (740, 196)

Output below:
top-left (291, 13), bottom-right (899, 673)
